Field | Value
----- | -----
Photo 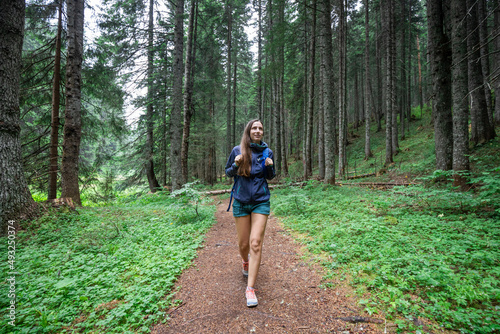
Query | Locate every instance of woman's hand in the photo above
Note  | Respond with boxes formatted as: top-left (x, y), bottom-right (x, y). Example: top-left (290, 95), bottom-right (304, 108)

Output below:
top-left (234, 154), bottom-right (242, 166)
top-left (265, 157), bottom-right (273, 166)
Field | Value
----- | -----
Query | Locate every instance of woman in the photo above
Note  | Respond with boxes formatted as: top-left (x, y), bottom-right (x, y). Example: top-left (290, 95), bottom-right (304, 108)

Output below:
top-left (225, 119), bottom-right (276, 307)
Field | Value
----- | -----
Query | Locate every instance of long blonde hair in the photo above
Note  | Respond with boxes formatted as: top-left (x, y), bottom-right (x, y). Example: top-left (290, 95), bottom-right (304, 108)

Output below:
top-left (238, 119), bottom-right (263, 177)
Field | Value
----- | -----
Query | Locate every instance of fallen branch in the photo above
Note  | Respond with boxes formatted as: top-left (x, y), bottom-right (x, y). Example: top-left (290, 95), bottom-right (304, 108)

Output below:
top-left (335, 316), bottom-right (384, 324)
top-left (339, 182), bottom-right (418, 187)
top-left (346, 173), bottom-right (376, 180)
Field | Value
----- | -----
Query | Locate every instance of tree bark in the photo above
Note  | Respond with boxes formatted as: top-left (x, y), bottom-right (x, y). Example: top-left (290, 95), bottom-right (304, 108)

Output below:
top-left (495, 0), bottom-right (500, 126)
top-left (233, 44), bottom-right (237, 152)
top-left (146, 0), bottom-right (160, 192)
top-left (389, 0), bottom-right (398, 156)
top-left (0, 0), bottom-right (36, 232)
top-left (305, 0), bottom-right (316, 179)
top-left (338, 0), bottom-right (347, 178)
top-left (170, 0), bottom-right (184, 191)
top-left (318, 52), bottom-right (325, 180)
top-left (375, 15), bottom-right (382, 132)
top-left (181, 0), bottom-right (197, 185)
top-left (384, 0), bottom-right (394, 166)
top-left (354, 70), bottom-right (360, 130)
top-left (61, 0), bottom-right (85, 204)
top-left (427, 0), bottom-right (453, 170)
top-left (277, 0), bottom-right (286, 176)
top-left (364, 0), bottom-right (373, 160)
top-left (417, 36), bottom-right (423, 115)
top-left (467, 0), bottom-right (496, 145)
top-left (226, 0), bottom-right (232, 156)
top-left (400, 0), bottom-right (407, 141)
top-left (48, 0), bottom-right (63, 200)
top-left (478, 0), bottom-right (492, 121)
top-left (450, 0), bottom-right (469, 189)
top-left (280, 72), bottom-right (288, 176)
top-left (257, 0), bottom-right (263, 120)
top-left (302, 2), bottom-right (308, 179)
top-left (320, 0), bottom-right (336, 184)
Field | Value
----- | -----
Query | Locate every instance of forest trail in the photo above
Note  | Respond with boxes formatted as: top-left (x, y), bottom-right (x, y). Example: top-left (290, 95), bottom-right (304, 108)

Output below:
top-left (151, 198), bottom-right (385, 334)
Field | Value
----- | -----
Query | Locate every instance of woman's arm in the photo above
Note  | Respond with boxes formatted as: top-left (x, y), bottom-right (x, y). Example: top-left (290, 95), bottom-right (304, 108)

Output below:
top-left (265, 150), bottom-right (276, 180)
top-left (225, 147), bottom-right (240, 177)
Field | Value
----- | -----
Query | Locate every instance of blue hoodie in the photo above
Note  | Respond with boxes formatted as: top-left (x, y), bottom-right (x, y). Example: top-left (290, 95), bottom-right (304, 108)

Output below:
top-left (225, 142), bottom-right (276, 204)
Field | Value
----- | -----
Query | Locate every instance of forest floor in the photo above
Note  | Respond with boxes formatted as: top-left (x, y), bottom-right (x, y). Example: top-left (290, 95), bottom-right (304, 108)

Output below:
top-left (151, 198), bottom-right (387, 334)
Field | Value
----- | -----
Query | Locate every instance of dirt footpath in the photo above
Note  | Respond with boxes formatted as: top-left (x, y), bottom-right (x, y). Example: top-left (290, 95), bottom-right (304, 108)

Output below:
top-left (151, 198), bottom-right (385, 334)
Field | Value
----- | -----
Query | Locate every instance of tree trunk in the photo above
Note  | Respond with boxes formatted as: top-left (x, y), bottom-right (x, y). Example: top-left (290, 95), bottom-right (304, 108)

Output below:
top-left (339, 0), bottom-right (348, 177)
top-left (318, 51), bottom-right (325, 179)
top-left (302, 1), bottom-right (308, 179)
top-left (233, 45), bottom-right (237, 149)
top-left (48, 0), bottom-right (63, 200)
top-left (320, 0), bottom-right (336, 184)
top-left (0, 0), bottom-right (36, 232)
top-left (280, 72), bottom-right (288, 176)
top-left (407, 1), bottom-right (412, 130)
top-left (161, 97), bottom-right (167, 187)
top-left (495, 0), bottom-right (500, 126)
top-left (277, 0), bottom-right (286, 176)
top-left (146, 0), bottom-right (160, 192)
top-left (478, 0), bottom-right (492, 121)
top-left (450, 0), bottom-right (469, 189)
top-left (61, 0), bottom-right (85, 204)
top-left (384, 0), bottom-right (394, 166)
top-left (226, 0), bottom-right (232, 156)
top-left (305, 0), bottom-right (316, 179)
top-left (273, 76), bottom-right (281, 174)
top-left (170, 0), bottom-right (184, 191)
top-left (364, 0), bottom-right (373, 160)
top-left (400, 0), bottom-right (407, 141)
top-left (467, 0), bottom-right (496, 145)
top-left (354, 70), bottom-right (360, 130)
top-left (389, 0), bottom-right (398, 156)
top-left (375, 15), bottom-right (382, 132)
top-left (427, 0), bottom-right (453, 170)
top-left (181, 0), bottom-right (196, 184)
top-left (257, 0), bottom-right (263, 120)
top-left (417, 36), bottom-right (423, 115)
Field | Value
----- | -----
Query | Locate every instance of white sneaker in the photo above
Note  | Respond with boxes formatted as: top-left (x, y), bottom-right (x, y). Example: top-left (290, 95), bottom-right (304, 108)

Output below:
top-left (246, 287), bottom-right (258, 307)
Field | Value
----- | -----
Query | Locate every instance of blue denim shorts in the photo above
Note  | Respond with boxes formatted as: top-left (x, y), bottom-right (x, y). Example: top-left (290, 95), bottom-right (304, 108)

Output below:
top-left (232, 199), bottom-right (270, 217)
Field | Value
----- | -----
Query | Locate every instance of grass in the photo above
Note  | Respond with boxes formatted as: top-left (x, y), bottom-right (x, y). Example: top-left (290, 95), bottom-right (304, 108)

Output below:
top-left (0, 190), bottom-right (215, 333)
top-left (270, 180), bottom-right (499, 333)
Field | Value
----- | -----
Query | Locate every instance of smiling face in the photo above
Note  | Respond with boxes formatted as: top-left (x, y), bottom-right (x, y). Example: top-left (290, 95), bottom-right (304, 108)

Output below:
top-left (249, 121), bottom-right (264, 144)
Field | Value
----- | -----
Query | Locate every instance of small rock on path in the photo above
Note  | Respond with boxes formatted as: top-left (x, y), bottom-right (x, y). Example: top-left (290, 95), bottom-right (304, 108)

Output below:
top-left (151, 198), bottom-right (384, 333)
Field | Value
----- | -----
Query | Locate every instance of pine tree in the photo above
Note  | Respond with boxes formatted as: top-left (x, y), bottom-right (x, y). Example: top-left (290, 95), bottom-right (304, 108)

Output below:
top-left (427, 0), bottom-right (452, 170)
top-left (145, 0), bottom-right (160, 192)
top-left (0, 0), bottom-right (36, 232)
top-left (170, 0), bottom-right (184, 191)
top-left (48, 0), bottom-right (63, 200)
top-left (450, 0), bottom-right (469, 188)
top-left (61, 0), bottom-right (85, 204)
top-left (181, 0), bottom-right (197, 184)
top-left (364, 0), bottom-right (373, 160)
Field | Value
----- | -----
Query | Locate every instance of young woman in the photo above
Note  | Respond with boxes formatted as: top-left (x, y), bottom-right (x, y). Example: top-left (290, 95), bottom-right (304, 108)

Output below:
top-left (225, 119), bottom-right (276, 307)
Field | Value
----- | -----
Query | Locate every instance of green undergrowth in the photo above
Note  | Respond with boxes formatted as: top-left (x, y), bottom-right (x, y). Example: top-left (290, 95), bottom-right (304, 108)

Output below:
top-left (0, 189), bottom-right (216, 333)
top-left (271, 182), bottom-right (500, 333)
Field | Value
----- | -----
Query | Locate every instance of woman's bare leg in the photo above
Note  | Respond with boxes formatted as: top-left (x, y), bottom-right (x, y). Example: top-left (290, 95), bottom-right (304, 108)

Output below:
top-left (247, 213), bottom-right (268, 287)
top-left (235, 215), bottom-right (251, 262)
